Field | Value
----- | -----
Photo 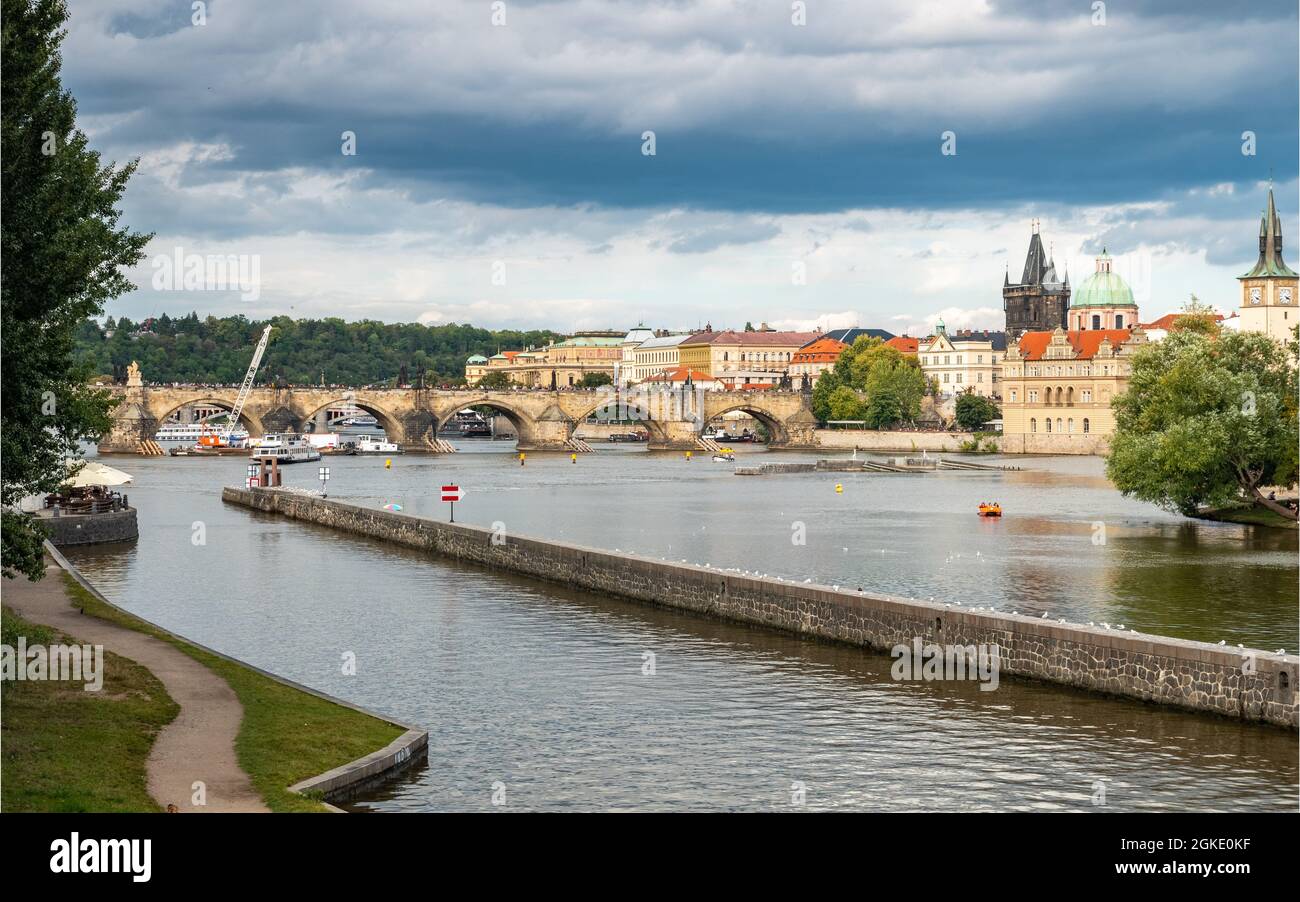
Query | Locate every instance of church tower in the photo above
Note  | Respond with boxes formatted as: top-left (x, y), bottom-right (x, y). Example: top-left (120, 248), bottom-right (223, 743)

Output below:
top-left (1003, 220), bottom-right (1070, 338)
top-left (1238, 187), bottom-right (1297, 341)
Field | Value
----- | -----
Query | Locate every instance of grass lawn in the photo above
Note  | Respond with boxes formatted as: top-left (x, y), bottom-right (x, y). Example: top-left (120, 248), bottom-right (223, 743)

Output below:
top-left (59, 573), bottom-right (407, 812)
top-left (1, 606), bottom-right (178, 812)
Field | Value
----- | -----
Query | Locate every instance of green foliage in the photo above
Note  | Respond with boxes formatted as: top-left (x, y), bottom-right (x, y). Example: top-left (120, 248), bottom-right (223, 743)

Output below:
top-left (2, 0), bottom-right (152, 580)
top-left (826, 385), bottom-right (867, 421)
top-left (577, 371), bottom-right (612, 388)
top-left (954, 391), bottom-right (1000, 430)
top-left (474, 369), bottom-right (512, 390)
top-left (812, 336), bottom-right (925, 428)
top-left (1106, 326), bottom-right (1299, 519)
top-left (73, 313), bottom-right (560, 387)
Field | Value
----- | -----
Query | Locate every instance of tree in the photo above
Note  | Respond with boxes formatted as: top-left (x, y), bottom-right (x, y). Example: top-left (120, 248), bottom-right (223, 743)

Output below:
top-left (2, 0), bottom-right (152, 580)
top-left (954, 391), bottom-right (1000, 431)
top-left (826, 385), bottom-right (867, 421)
top-left (1107, 326), bottom-right (1298, 520)
top-left (474, 370), bottom-right (512, 389)
top-left (577, 371), bottom-right (612, 388)
top-left (864, 388), bottom-right (903, 429)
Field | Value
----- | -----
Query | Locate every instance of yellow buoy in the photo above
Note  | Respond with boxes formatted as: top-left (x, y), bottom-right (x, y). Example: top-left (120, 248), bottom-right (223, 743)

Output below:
top-left (571, 453), bottom-right (577, 464)
top-left (385, 458), bottom-right (392, 469)
top-left (685, 450), bottom-right (692, 460)
top-left (519, 452), bottom-right (526, 466)
top-left (835, 483), bottom-right (843, 494)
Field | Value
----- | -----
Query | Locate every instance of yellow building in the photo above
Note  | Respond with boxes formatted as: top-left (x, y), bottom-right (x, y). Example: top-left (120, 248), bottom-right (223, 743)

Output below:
top-left (1237, 187), bottom-right (1298, 342)
top-left (678, 328), bottom-right (820, 378)
top-left (999, 327), bottom-right (1148, 453)
top-left (917, 321), bottom-right (1007, 399)
top-left (472, 332), bottom-right (625, 387)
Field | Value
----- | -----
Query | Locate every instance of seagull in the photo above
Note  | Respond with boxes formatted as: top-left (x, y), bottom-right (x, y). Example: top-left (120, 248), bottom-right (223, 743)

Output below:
top-left (1277, 649), bottom-right (1286, 655)
top-left (1116, 624), bottom-right (1125, 630)
top-left (1088, 622), bottom-right (1094, 627)
top-left (1041, 612), bottom-right (1049, 619)
top-left (1217, 640), bottom-right (1226, 646)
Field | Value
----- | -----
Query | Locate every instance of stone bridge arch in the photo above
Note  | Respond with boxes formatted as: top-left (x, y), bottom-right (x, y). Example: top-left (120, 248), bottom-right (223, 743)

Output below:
top-left (432, 395), bottom-right (553, 449)
top-left (569, 390), bottom-right (675, 446)
top-left (299, 397), bottom-right (410, 447)
top-left (703, 401), bottom-right (791, 445)
top-left (150, 395), bottom-right (266, 436)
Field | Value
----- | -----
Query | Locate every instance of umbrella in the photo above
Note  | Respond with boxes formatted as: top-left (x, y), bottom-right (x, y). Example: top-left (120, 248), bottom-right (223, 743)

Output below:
top-left (63, 460), bottom-right (134, 488)
top-left (382, 502), bottom-right (402, 511)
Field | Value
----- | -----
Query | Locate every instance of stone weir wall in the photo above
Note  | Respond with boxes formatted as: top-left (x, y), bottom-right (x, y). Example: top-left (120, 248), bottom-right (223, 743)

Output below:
top-left (223, 487), bottom-right (1298, 729)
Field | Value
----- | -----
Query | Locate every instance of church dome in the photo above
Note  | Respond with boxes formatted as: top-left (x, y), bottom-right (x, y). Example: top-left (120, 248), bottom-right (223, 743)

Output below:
top-left (1072, 249), bottom-right (1135, 308)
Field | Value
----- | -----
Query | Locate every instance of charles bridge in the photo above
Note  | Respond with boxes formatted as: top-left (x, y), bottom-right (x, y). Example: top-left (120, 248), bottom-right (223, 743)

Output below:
top-left (98, 382), bottom-right (821, 453)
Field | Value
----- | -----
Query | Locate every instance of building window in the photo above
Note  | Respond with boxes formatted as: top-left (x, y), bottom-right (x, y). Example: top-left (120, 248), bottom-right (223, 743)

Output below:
top-left (1056, 418), bottom-right (1063, 433)
top-left (1083, 418), bottom-right (1090, 434)
top-left (977, 373), bottom-right (983, 383)
top-left (1068, 418), bottom-right (1074, 433)
top-left (977, 355), bottom-right (983, 363)
top-left (1045, 418), bottom-right (1051, 433)
top-left (1030, 418), bottom-right (1037, 433)
top-left (956, 355), bottom-right (963, 364)
top-left (1028, 390), bottom-right (1038, 402)
top-left (1115, 314), bottom-right (1124, 329)
top-left (943, 373), bottom-right (950, 383)
top-left (1091, 314), bottom-right (1101, 330)
top-left (1010, 390), bottom-right (1018, 402)
top-left (956, 373), bottom-right (963, 383)
top-left (1082, 390), bottom-right (1092, 402)
top-left (944, 355), bottom-right (950, 364)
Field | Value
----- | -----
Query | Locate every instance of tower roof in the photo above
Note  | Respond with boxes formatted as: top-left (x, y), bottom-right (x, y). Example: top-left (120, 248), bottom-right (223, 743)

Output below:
top-left (1020, 231), bottom-right (1049, 285)
top-left (1072, 249), bottom-right (1137, 308)
top-left (1240, 187), bottom-right (1297, 279)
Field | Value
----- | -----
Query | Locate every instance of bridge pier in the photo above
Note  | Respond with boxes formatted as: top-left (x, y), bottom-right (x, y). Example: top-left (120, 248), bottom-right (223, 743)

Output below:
top-left (98, 388), bottom-right (158, 454)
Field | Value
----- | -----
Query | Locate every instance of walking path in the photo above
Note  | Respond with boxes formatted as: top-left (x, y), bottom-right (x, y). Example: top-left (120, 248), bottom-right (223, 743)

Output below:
top-left (4, 561), bottom-right (268, 812)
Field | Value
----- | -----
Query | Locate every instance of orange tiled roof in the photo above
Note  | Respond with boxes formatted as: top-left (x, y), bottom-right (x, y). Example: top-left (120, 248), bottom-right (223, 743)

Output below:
top-left (1140, 312), bottom-right (1224, 331)
top-left (791, 337), bottom-right (847, 364)
top-left (1016, 329), bottom-right (1135, 361)
top-left (642, 366), bottom-right (716, 384)
top-left (885, 336), bottom-right (919, 354)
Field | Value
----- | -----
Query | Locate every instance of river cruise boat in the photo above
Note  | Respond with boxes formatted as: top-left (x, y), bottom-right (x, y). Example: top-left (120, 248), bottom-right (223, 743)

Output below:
top-left (248, 433), bottom-right (322, 463)
top-left (156, 422), bottom-right (249, 445)
top-left (352, 434), bottom-right (401, 454)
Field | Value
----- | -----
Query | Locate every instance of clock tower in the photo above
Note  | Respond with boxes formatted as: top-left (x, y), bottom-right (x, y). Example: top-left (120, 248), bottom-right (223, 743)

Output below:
top-left (1238, 187), bottom-right (1298, 340)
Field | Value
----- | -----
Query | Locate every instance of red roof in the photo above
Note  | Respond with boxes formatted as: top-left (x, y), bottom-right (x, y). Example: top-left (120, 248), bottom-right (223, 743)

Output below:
top-left (641, 366), bottom-right (716, 384)
top-left (1016, 329), bottom-right (1135, 361)
top-left (791, 337), bottom-right (847, 364)
top-left (885, 336), bottom-right (919, 354)
top-left (683, 330), bottom-right (820, 347)
top-left (1140, 312), bottom-right (1224, 331)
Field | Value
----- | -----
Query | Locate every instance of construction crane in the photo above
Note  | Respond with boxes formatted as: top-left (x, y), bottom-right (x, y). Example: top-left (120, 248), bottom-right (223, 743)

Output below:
top-left (222, 325), bottom-right (272, 440)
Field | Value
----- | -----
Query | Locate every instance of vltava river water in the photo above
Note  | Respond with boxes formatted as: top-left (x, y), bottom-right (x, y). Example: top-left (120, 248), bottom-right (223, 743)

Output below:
top-left (66, 444), bottom-right (1298, 811)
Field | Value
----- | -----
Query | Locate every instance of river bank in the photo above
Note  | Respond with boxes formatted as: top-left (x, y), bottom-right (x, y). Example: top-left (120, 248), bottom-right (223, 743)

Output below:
top-left (1, 545), bottom-right (426, 812)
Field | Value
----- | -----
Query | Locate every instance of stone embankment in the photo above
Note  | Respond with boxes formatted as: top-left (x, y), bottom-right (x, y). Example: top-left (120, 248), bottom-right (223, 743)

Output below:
top-left (223, 487), bottom-right (1298, 729)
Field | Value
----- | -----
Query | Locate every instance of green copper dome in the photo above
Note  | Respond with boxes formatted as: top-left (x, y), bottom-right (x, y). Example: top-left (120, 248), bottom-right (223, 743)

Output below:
top-left (1071, 250), bottom-right (1136, 308)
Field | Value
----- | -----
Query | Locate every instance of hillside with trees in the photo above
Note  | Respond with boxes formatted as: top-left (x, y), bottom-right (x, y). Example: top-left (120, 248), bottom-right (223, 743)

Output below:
top-left (73, 313), bottom-right (559, 386)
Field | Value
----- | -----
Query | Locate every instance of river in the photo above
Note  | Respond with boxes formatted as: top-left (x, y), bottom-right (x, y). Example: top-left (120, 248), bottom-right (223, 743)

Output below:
top-left (64, 443), bottom-right (1298, 811)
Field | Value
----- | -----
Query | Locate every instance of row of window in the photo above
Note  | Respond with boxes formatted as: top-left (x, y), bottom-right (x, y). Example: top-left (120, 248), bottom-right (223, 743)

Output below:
top-left (941, 372), bottom-right (999, 384)
top-left (1013, 387), bottom-right (1095, 404)
top-left (1030, 418), bottom-right (1090, 434)
top-left (921, 354), bottom-right (999, 366)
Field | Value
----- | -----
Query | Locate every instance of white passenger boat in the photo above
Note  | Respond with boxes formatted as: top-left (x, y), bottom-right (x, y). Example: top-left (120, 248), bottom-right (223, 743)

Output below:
top-left (352, 434), bottom-right (401, 454)
top-left (248, 433), bottom-right (322, 463)
top-left (156, 422), bottom-right (249, 445)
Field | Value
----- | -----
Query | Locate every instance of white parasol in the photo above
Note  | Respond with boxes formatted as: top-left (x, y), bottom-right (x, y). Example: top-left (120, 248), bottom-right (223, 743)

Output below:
top-left (62, 460), bottom-right (134, 488)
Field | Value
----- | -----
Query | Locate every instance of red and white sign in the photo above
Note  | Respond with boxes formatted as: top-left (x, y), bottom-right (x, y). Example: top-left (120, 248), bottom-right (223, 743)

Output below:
top-left (441, 485), bottom-right (464, 502)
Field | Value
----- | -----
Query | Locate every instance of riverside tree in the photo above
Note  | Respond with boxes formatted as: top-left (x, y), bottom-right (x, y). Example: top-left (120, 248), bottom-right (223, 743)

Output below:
top-left (954, 391), bottom-right (1000, 431)
top-left (1106, 324), bottom-right (1299, 521)
top-left (812, 336), bottom-right (925, 427)
top-left (2, 0), bottom-right (152, 579)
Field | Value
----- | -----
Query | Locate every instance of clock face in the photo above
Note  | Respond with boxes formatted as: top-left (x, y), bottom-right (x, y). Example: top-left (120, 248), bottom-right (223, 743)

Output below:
top-left (1281, 287), bottom-right (1293, 305)
top-left (1250, 287), bottom-right (1262, 305)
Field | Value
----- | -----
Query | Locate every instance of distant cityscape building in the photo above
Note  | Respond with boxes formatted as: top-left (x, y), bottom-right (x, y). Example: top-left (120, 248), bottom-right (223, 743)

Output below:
top-left (1238, 186), bottom-right (1297, 341)
top-left (1000, 327), bottom-right (1148, 451)
top-left (789, 336), bottom-right (848, 385)
top-left (1004, 221), bottom-right (1070, 338)
top-left (628, 333), bottom-right (691, 385)
top-left (678, 328), bottom-right (820, 378)
top-left (1070, 249), bottom-right (1139, 331)
top-left (918, 320), bottom-right (1007, 399)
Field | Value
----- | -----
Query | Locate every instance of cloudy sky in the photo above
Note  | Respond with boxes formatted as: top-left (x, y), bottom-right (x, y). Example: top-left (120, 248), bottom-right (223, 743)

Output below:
top-left (67, 0), bottom-right (1298, 334)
